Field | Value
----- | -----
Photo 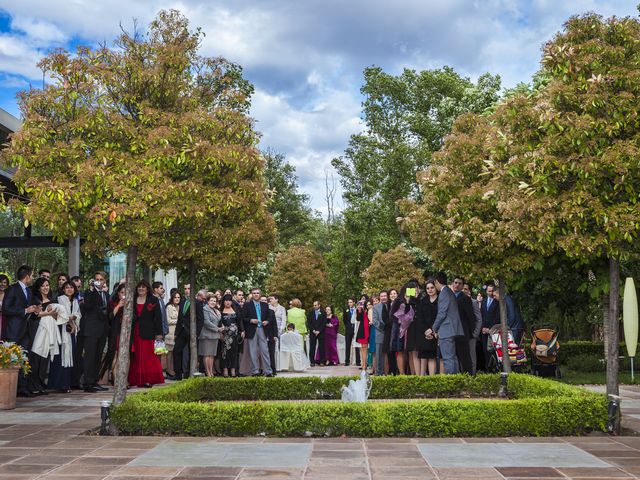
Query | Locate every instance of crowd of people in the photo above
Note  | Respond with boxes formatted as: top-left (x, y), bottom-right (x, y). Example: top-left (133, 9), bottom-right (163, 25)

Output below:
top-left (0, 265), bottom-right (525, 397)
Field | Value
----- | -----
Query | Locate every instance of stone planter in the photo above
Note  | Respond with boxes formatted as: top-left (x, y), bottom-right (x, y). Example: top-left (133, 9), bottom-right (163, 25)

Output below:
top-left (0, 368), bottom-right (19, 410)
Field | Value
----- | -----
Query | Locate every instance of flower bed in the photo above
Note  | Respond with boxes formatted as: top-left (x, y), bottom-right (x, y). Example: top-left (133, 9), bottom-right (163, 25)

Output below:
top-left (109, 374), bottom-right (607, 437)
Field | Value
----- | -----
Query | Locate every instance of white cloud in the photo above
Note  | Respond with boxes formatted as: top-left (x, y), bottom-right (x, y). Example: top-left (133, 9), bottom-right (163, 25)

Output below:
top-left (0, 32), bottom-right (44, 79)
top-left (10, 17), bottom-right (67, 46)
top-left (0, 0), bottom-right (636, 215)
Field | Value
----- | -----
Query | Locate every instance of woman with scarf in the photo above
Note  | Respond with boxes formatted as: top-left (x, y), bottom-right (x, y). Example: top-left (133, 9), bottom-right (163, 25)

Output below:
top-left (390, 280), bottom-right (419, 375)
top-left (220, 294), bottom-right (243, 378)
top-left (27, 277), bottom-right (57, 393)
top-left (48, 281), bottom-right (80, 392)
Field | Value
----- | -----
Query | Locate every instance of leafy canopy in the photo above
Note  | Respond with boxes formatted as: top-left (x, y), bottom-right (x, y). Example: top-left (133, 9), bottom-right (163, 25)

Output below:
top-left (2, 10), bottom-right (274, 272)
top-left (266, 245), bottom-right (330, 310)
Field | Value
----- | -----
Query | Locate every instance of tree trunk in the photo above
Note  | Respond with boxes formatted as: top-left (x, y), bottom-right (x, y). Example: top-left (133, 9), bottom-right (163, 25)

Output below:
top-left (189, 259), bottom-right (198, 377)
top-left (112, 245), bottom-right (138, 406)
top-left (607, 257), bottom-right (620, 398)
top-left (496, 277), bottom-right (511, 397)
top-left (602, 294), bottom-right (610, 357)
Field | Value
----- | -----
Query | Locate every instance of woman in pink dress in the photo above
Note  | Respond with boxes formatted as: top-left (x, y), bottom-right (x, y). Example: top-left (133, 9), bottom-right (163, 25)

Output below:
top-left (323, 306), bottom-right (340, 365)
top-left (128, 280), bottom-right (165, 388)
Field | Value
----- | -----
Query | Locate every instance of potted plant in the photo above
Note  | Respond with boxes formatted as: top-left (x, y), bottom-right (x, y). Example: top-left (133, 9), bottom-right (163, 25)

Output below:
top-left (0, 341), bottom-right (30, 410)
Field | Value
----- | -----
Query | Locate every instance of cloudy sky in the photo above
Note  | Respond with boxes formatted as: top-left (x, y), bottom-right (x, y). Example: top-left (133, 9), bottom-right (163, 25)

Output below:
top-left (0, 1), bottom-right (635, 214)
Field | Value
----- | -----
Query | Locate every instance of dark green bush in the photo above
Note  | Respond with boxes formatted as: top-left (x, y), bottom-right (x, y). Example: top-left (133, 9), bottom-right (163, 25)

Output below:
top-left (565, 354), bottom-right (606, 372)
top-left (110, 374), bottom-right (607, 437)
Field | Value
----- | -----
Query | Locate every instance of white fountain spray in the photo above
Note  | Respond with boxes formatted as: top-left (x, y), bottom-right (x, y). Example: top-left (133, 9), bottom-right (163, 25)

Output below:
top-left (341, 371), bottom-right (372, 402)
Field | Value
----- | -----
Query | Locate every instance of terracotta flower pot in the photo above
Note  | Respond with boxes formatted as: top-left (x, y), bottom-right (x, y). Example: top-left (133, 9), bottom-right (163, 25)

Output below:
top-left (0, 368), bottom-right (19, 410)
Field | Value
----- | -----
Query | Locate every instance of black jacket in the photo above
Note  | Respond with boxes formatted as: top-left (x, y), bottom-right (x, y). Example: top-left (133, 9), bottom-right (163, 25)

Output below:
top-left (455, 292), bottom-right (476, 339)
top-left (174, 298), bottom-right (205, 339)
top-left (242, 300), bottom-right (272, 339)
top-left (342, 307), bottom-right (356, 332)
top-left (81, 287), bottom-right (109, 338)
top-left (2, 283), bottom-right (31, 342)
top-left (133, 295), bottom-right (163, 340)
top-left (307, 309), bottom-right (327, 333)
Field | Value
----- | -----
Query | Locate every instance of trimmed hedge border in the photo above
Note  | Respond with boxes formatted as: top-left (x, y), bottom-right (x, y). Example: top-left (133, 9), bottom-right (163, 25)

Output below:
top-left (110, 374), bottom-right (607, 437)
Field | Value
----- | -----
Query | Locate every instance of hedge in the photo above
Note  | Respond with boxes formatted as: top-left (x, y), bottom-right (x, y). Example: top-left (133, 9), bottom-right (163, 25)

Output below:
top-left (110, 374), bottom-right (607, 437)
top-left (559, 341), bottom-right (637, 365)
top-left (128, 374), bottom-right (501, 402)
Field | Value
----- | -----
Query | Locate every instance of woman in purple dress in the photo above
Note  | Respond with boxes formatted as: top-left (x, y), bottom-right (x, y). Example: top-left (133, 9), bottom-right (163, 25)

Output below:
top-left (323, 305), bottom-right (340, 365)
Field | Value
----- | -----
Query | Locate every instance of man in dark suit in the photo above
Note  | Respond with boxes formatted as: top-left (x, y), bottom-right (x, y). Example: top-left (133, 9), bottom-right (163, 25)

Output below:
top-left (80, 271), bottom-right (110, 392)
top-left (451, 276), bottom-right (474, 375)
top-left (261, 295), bottom-right (279, 375)
top-left (242, 288), bottom-right (273, 376)
top-left (342, 298), bottom-right (360, 366)
top-left (172, 286), bottom-right (205, 380)
top-left (480, 283), bottom-right (500, 371)
top-left (307, 300), bottom-right (326, 366)
top-left (3, 265), bottom-right (41, 396)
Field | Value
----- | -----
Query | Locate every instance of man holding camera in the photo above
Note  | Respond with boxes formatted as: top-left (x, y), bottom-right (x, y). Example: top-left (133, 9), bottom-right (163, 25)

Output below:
top-left (80, 271), bottom-right (110, 392)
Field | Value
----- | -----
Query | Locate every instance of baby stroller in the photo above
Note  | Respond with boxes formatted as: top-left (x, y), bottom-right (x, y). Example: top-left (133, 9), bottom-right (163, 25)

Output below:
top-left (486, 324), bottom-right (528, 373)
top-left (530, 326), bottom-right (560, 378)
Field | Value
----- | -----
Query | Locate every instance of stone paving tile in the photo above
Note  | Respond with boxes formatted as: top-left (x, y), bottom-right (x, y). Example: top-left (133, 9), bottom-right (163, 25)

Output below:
top-left (309, 449), bottom-right (363, 458)
top-left (311, 442), bottom-right (363, 451)
top-left (39, 476), bottom-right (108, 480)
top-left (108, 466), bottom-right (183, 476)
top-left (368, 455), bottom-right (427, 467)
top-left (0, 453), bottom-right (23, 463)
top-left (433, 467), bottom-right (502, 479)
top-left (603, 457), bottom-right (640, 468)
top-left (11, 455), bottom-right (76, 465)
top-left (369, 465), bottom-right (434, 477)
top-left (50, 464), bottom-right (125, 476)
top-left (556, 466), bottom-right (634, 477)
top-left (237, 467), bottom-right (305, 478)
top-left (105, 476), bottom-right (173, 480)
top-left (496, 467), bottom-right (564, 477)
top-left (0, 462), bottom-right (57, 474)
top-left (69, 456), bottom-right (135, 466)
top-left (308, 457), bottom-right (367, 468)
top-left (505, 437), bottom-right (563, 444)
top-left (419, 442), bottom-right (611, 468)
top-left (179, 466), bottom-right (242, 476)
top-left (303, 465), bottom-right (368, 477)
top-left (171, 477), bottom-right (238, 480)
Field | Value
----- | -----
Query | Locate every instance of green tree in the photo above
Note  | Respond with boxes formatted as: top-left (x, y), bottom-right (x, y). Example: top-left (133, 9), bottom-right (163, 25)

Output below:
top-left (493, 12), bottom-right (640, 407)
top-left (361, 245), bottom-right (423, 296)
top-left (266, 245), bottom-right (330, 310)
top-left (331, 66), bottom-right (501, 298)
top-left (263, 149), bottom-right (316, 247)
top-left (402, 112), bottom-right (540, 382)
top-left (2, 10), bottom-right (274, 405)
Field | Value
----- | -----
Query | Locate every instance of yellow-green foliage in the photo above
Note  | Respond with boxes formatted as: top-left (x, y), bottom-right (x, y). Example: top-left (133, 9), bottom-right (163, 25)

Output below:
top-left (361, 245), bottom-right (424, 296)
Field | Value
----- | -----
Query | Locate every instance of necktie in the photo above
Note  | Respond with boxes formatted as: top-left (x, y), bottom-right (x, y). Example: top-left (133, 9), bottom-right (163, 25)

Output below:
top-left (183, 300), bottom-right (190, 316)
top-left (487, 298), bottom-right (492, 309)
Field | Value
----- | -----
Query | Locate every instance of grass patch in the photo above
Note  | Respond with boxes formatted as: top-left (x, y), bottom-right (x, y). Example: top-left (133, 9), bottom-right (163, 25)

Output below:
top-left (559, 369), bottom-right (640, 386)
top-left (110, 374), bottom-right (607, 437)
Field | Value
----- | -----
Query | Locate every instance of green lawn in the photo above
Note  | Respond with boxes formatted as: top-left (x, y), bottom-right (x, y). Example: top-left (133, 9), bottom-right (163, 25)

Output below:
top-left (559, 369), bottom-right (640, 385)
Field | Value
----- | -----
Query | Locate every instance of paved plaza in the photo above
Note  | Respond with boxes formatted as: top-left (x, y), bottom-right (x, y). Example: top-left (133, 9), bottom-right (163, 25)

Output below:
top-left (1, 368), bottom-right (639, 480)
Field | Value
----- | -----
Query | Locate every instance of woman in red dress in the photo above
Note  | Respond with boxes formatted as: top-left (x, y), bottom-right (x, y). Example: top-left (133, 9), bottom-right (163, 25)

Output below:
top-left (355, 300), bottom-right (370, 371)
top-left (128, 280), bottom-right (165, 388)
